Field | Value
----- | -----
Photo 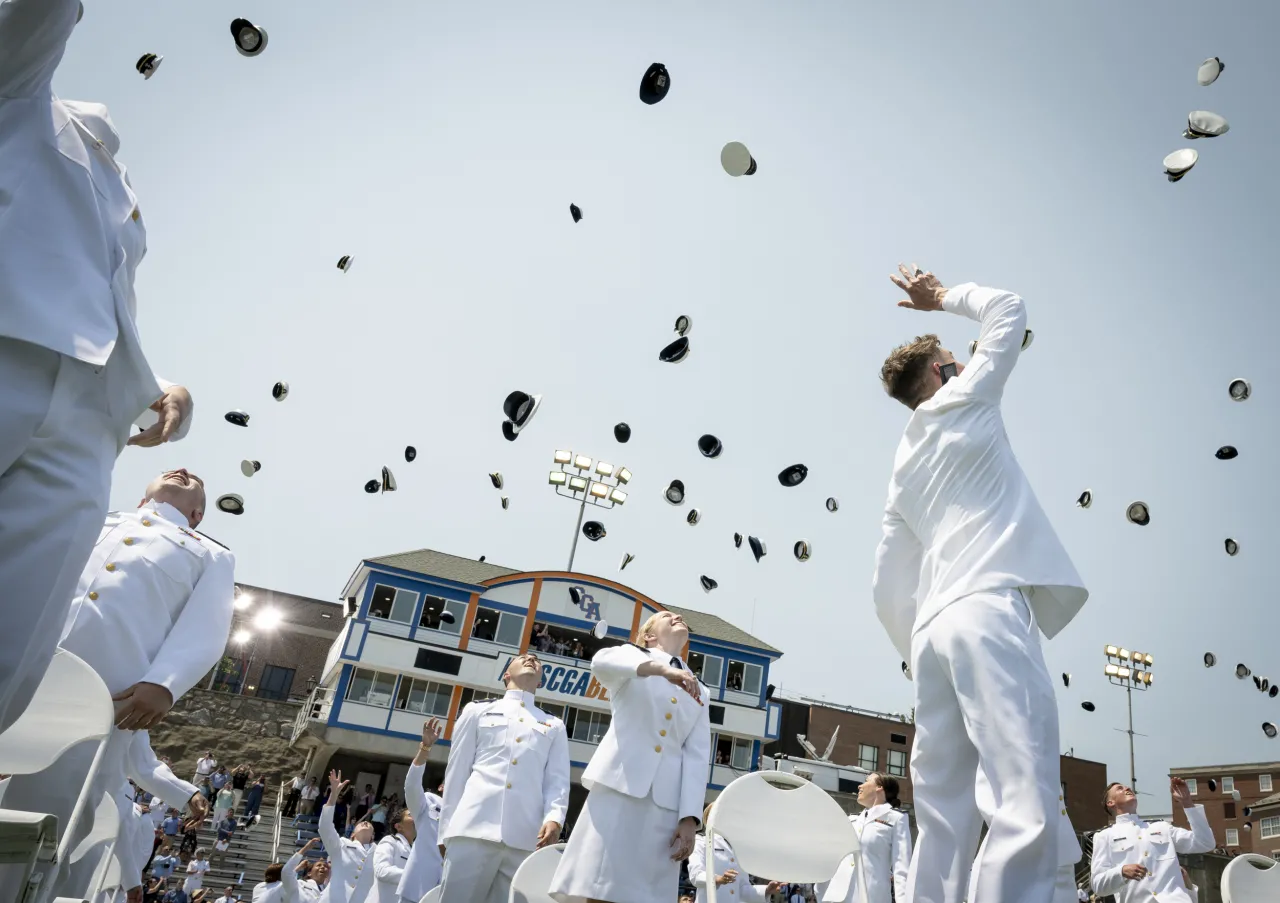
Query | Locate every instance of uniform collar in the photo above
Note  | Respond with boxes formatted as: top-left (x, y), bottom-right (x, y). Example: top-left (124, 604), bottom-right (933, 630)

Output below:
top-left (861, 802), bottom-right (891, 820)
top-left (1114, 812), bottom-right (1145, 827)
top-left (145, 500), bottom-right (191, 529)
top-left (503, 688), bottom-right (536, 707)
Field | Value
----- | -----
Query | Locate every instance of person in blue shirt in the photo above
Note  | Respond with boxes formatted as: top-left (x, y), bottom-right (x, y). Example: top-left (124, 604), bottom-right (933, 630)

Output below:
top-left (243, 776), bottom-right (266, 821)
top-left (210, 765), bottom-right (230, 792)
top-left (160, 884), bottom-right (188, 903)
top-left (150, 846), bottom-right (179, 880)
top-left (162, 811), bottom-right (183, 837)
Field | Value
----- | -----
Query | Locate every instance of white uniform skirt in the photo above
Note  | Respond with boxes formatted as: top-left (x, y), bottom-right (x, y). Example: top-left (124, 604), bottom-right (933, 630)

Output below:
top-left (549, 785), bottom-right (679, 903)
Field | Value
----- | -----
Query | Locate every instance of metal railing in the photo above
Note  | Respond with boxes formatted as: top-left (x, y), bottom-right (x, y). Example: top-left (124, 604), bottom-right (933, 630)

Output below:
top-left (291, 684), bottom-right (336, 744)
top-left (270, 780), bottom-right (287, 864)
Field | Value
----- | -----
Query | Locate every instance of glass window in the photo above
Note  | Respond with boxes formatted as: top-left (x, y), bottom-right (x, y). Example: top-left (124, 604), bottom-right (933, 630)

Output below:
top-left (394, 677), bottom-right (451, 717)
top-left (725, 660), bottom-right (763, 694)
top-left (530, 622), bottom-right (614, 661)
top-left (887, 749), bottom-right (907, 777)
top-left (731, 738), bottom-right (752, 770)
top-left (256, 664), bottom-right (295, 701)
top-left (419, 596), bottom-right (467, 635)
top-left (457, 687), bottom-right (501, 709)
top-left (538, 701), bottom-right (567, 721)
top-left (1260, 816), bottom-right (1280, 840)
top-left (1224, 777), bottom-right (1236, 793)
top-left (1225, 828), bottom-right (1239, 847)
top-left (1185, 778), bottom-right (1198, 795)
top-left (345, 668), bottom-right (396, 707)
top-left (369, 584), bottom-right (418, 624)
top-left (689, 652), bottom-right (723, 687)
top-left (1261, 775), bottom-right (1274, 793)
top-left (1224, 802), bottom-right (1237, 820)
top-left (570, 709), bottom-right (611, 744)
top-left (890, 733), bottom-right (907, 745)
top-left (471, 607), bottom-right (525, 647)
top-left (857, 744), bottom-right (878, 772)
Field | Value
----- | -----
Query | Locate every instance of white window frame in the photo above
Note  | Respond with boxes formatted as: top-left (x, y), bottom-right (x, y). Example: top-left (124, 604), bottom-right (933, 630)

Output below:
top-left (394, 677), bottom-right (451, 717)
top-left (1260, 816), bottom-right (1280, 840)
top-left (471, 607), bottom-right (525, 648)
top-left (345, 668), bottom-right (397, 707)
top-left (419, 596), bottom-right (467, 635)
top-left (689, 652), bottom-right (724, 688)
top-left (1225, 828), bottom-right (1239, 847)
top-left (368, 584), bottom-right (419, 624)
top-left (1261, 775), bottom-right (1274, 794)
top-left (857, 744), bottom-right (878, 772)
top-left (1224, 776), bottom-right (1236, 794)
top-left (886, 748), bottom-right (908, 777)
top-left (1185, 778), bottom-right (1198, 796)
top-left (726, 660), bottom-right (763, 695)
top-left (730, 737), bottom-right (752, 770)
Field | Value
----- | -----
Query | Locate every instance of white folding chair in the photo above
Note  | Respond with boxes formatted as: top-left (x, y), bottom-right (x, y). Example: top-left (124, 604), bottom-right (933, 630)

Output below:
top-left (419, 885), bottom-right (443, 903)
top-left (68, 792), bottom-right (123, 902)
top-left (0, 810), bottom-right (58, 902)
top-left (1221, 852), bottom-right (1280, 903)
top-left (0, 650), bottom-right (116, 902)
top-left (508, 843), bottom-right (566, 903)
top-left (706, 772), bottom-right (867, 903)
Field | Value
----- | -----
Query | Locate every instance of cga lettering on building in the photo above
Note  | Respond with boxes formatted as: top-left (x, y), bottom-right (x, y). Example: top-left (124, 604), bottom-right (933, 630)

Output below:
top-left (572, 586), bottom-right (602, 621)
top-left (500, 656), bottom-right (610, 702)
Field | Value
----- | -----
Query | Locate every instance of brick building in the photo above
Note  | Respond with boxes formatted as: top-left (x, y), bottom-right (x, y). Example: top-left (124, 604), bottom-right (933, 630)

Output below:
top-left (1169, 760), bottom-right (1280, 857)
top-left (204, 583), bottom-right (344, 701)
top-left (764, 693), bottom-right (1110, 833)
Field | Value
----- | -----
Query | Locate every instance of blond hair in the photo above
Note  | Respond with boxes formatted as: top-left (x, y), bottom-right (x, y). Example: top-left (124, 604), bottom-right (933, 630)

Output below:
top-left (635, 612), bottom-right (665, 647)
top-left (880, 334), bottom-right (943, 409)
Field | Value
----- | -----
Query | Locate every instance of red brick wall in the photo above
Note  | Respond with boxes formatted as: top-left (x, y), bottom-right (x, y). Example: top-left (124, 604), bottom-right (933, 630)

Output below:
top-left (1169, 767), bottom-right (1279, 855)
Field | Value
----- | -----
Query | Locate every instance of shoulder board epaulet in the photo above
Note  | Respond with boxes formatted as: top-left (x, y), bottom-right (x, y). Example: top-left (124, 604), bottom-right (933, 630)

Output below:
top-left (624, 642), bottom-right (649, 652)
top-left (194, 530), bottom-right (231, 551)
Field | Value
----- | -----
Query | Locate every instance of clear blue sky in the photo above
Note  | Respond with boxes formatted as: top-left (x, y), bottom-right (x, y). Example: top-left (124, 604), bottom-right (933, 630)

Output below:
top-left (62, 0), bottom-right (1280, 806)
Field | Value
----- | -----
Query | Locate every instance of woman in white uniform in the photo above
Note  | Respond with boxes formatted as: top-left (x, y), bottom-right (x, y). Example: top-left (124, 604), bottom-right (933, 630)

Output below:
top-left (549, 611), bottom-right (711, 903)
top-left (688, 803), bottom-right (782, 903)
top-left (819, 774), bottom-right (910, 903)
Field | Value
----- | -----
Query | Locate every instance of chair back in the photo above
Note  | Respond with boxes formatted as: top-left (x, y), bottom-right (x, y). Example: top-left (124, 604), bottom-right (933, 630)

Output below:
top-left (706, 772), bottom-right (865, 903)
top-left (1222, 852), bottom-right (1280, 903)
top-left (508, 843), bottom-right (566, 903)
top-left (419, 885), bottom-right (443, 903)
top-left (68, 793), bottom-right (119, 864)
top-left (0, 651), bottom-right (114, 774)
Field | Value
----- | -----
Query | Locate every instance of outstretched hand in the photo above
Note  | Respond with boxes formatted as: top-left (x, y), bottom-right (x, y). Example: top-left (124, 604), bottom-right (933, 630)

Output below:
top-left (128, 386), bottom-right (192, 447)
top-left (889, 263), bottom-right (946, 311)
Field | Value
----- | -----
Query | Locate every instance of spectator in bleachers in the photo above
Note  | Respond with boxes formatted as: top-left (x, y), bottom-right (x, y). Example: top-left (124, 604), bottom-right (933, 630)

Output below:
top-left (180, 818), bottom-right (200, 859)
top-left (144, 874), bottom-right (167, 903)
top-left (210, 766), bottom-right (229, 794)
top-left (284, 774), bottom-right (305, 818)
top-left (213, 783), bottom-right (235, 826)
top-left (199, 777), bottom-right (216, 804)
top-left (161, 883), bottom-right (189, 903)
top-left (244, 776), bottom-right (267, 821)
top-left (300, 777), bottom-right (321, 816)
top-left (162, 810), bottom-right (184, 839)
top-left (151, 846), bottom-right (180, 881)
top-left (195, 753), bottom-right (218, 786)
top-left (355, 784), bottom-right (376, 822)
top-left (213, 887), bottom-right (239, 903)
top-left (183, 849), bottom-right (210, 897)
top-left (369, 797), bottom-right (390, 841)
top-left (230, 764), bottom-right (254, 810)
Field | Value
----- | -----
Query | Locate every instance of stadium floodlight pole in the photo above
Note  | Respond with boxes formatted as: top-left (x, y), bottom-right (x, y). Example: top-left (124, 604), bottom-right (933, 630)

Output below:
top-left (1104, 645), bottom-right (1154, 795)
top-left (548, 451), bottom-right (631, 571)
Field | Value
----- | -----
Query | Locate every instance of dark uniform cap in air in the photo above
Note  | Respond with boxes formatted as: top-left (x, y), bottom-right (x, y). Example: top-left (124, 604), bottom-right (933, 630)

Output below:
top-left (439, 610), bottom-right (456, 625)
top-left (733, 532), bottom-right (743, 548)
top-left (569, 203), bottom-right (582, 223)
top-left (748, 535), bottom-right (766, 562)
top-left (405, 446), bottom-right (417, 462)
top-left (1272, 685), bottom-right (1279, 699)
top-left (1216, 446), bottom-right (1238, 460)
top-left (1229, 379), bottom-right (1251, 401)
top-left (699, 575), bottom-right (718, 593)
top-left (583, 520), bottom-right (606, 541)
top-left (271, 381), bottom-right (288, 402)
top-left (659, 336), bottom-right (691, 363)
top-left (231, 18), bottom-right (269, 57)
top-left (686, 508), bottom-right (701, 526)
top-left (1062, 673), bottom-right (1071, 688)
top-left (614, 423), bottom-right (631, 443)
top-left (364, 480), bottom-right (379, 494)
top-left (1204, 652), bottom-right (1216, 667)
top-left (721, 142), bottom-right (757, 177)
top-left (620, 552), bottom-right (635, 570)
top-left (136, 53), bottom-right (163, 79)
top-left (1197, 57), bottom-right (1225, 86)
top-left (1237, 663), bottom-right (1252, 679)
top-left (240, 460), bottom-right (261, 478)
top-left (1081, 701), bottom-right (1096, 712)
top-left (901, 661), bottom-right (912, 680)
top-left (336, 255), bottom-right (353, 272)
top-left (503, 391), bottom-right (542, 431)
top-left (826, 497), bottom-right (839, 513)
top-left (381, 467), bottom-right (396, 493)
top-left (778, 464), bottom-right (808, 488)
top-left (1208, 779), bottom-right (1217, 792)
top-left (1125, 502), bottom-right (1150, 526)
top-left (697, 435), bottom-right (722, 458)
top-left (793, 540), bottom-right (811, 562)
top-left (501, 496), bottom-right (509, 510)
top-left (1077, 490), bottom-right (1092, 509)
top-left (216, 493), bottom-right (245, 515)
top-left (674, 315), bottom-right (692, 337)
top-left (489, 472), bottom-right (504, 490)
top-left (664, 480), bottom-right (685, 506)
top-left (1225, 538), bottom-right (1239, 556)
top-left (224, 410), bottom-right (249, 427)
top-left (639, 63), bottom-right (670, 105)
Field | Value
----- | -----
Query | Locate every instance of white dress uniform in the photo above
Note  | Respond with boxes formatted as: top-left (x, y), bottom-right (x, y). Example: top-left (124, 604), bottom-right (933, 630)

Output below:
top-left (438, 688), bottom-right (571, 903)
top-left (1089, 807), bottom-right (1214, 903)
top-left (820, 804), bottom-right (911, 903)
top-left (549, 645), bottom-right (712, 903)
top-left (0, 0), bottom-right (194, 736)
top-left (397, 762), bottom-right (444, 902)
top-left (871, 283), bottom-right (1088, 903)
top-left (319, 803), bottom-right (377, 903)
top-left (973, 767), bottom-right (1080, 903)
top-left (688, 834), bottom-right (770, 903)
top-left (372, 833), bottom-right (412, 903)
top-left (252, 851), bottom-right (307, 903)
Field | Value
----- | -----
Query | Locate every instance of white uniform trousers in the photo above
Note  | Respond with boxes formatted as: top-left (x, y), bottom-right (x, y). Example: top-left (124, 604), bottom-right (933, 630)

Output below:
top-left (907, 588), bottom-right (1060, 903)
top-left (0, 337), bottom-right (122, 733)
top-left (439, 837), bottom-right (528, 903)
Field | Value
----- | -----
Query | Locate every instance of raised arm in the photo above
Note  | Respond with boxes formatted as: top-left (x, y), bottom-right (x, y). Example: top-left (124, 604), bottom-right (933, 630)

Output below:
top-left (407, 718), bottom-right (441, 819)
top-left (872, 504), bottom-right (923, 662)
top-left (943, 283), bottom-right (1027, 405)
top-left (438, 704), bottom-right (480, 841)
top-left (588, 644), bottom-right (650, 694)
top-left (280, 843), bottom-right (313, 902)
top-left (318, 771), bottom-right (348, 857)
top-left (0, 0), bottom-right (79, 97)
top-left (1172, 806), bottom-right (1215, 854)
top-left (140, 548), bottom-right (235, 701)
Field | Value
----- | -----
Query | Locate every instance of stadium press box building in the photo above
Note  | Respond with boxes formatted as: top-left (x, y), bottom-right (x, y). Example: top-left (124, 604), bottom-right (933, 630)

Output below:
top-left (289, 548), bottom-right (784, 825)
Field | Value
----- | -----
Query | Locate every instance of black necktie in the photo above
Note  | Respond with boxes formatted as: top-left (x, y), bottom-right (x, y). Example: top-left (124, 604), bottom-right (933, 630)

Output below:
top-left (670, 656), bottom-right (683, 669)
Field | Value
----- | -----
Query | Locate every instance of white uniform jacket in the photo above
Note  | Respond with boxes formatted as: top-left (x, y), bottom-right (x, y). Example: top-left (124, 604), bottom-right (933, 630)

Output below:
top-left (61, 502), bottom-right (235, 700)
top-left (397, 762), bottom-right (443, 901)
top-left (820, 804), bottom-right (910, 903)
top-left (251, 851), bottom-right (305, 903)
top-left (0, 0), bottom-right (196, 431)
top-left (439, 688), bottom-right (570, 851)
top-left (371, 833), bottom-right (412, 903)
top-left (319, 805), bottom-right (376, 903)
top-left (688, 834), bottom-right (769, 903)
top-left (871, 283), bottom-right (1087, 662)
top-left (1089, 806), bottom-right (1214, 903)
top-left (581, 645), bottom-right (712, 822)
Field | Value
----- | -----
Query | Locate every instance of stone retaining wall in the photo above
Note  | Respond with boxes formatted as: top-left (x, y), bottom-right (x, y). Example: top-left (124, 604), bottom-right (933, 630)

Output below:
top-left (149, 687), bottom-right (308, 783)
